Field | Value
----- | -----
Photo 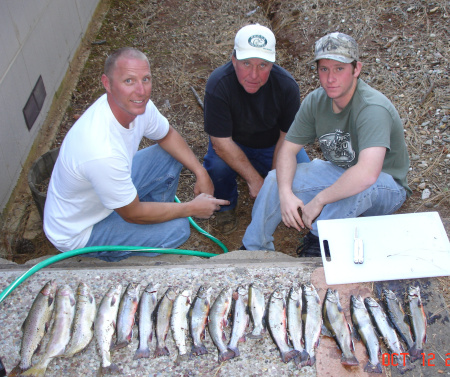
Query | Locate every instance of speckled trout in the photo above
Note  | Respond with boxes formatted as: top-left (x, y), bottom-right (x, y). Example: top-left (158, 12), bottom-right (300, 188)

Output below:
top-left (247, 281), bottom-right (266, 339)
top-left (267, 288), bottom-right (299, 363)
top-left (228, 285), bottom-right (249, 358)
top-left (208, 287), bottom-right (234, 362)
top-left (350, 295), bottom-right (382, 373)
top-left (383, 289), bottom-right (414, 352)
top-left (155, 287), bottom-right (177, 357)
top-left (323, 289), bottom-right (359, 367)
top-left (365, 297), bottom-right (414, 374)
top-left (170, 289), bottom-right (192, 363)
top-left (301, 283), bottom-right (322, 367)
top-left (407, 286), bottom-right (427, 362)
top-left (8, 280), bottom-right (56, 377)
top-left (133, 283), bottom-right (159, 360)
top-left (21, 284), bottom-right (76, 377)
top-left (94, 284), bottom-right (122, 375)
top-left (60, 282), bottom-right (96, 358)
top-left (189, 286), bottom-right (211, 356)
top-left (287, 285), bottom-right (305, 366)
top-left (112, 282), bottom-right (141, 351)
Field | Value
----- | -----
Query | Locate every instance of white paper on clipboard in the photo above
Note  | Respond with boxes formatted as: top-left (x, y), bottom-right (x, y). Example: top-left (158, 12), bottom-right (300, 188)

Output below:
top-left (317, 212), bottom-right (450, 285)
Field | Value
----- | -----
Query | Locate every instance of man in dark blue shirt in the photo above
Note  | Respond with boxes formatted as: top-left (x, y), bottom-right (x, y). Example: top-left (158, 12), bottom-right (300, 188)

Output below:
top-left (203, 24), bottom-right (309, 234)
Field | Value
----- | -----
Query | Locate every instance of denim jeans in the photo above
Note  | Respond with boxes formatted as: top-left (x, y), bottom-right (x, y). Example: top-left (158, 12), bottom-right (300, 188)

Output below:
top-left (203, 139), bottom-right (310, 211)
top-left (84, 145), bottom-right (190, 262)
top-left (242, 159), bottom-right (407, 251)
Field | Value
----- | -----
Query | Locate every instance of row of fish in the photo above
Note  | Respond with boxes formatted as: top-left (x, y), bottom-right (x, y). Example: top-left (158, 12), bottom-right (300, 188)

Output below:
top-left (8, 280), bottom-right (427, 376)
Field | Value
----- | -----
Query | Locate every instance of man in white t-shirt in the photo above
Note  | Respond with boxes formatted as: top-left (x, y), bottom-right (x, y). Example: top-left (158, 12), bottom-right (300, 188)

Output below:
top-left (44, 47), bottom-right (228, 261)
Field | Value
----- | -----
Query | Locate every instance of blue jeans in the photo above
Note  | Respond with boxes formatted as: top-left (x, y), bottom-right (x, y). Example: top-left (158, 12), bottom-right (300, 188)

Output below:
top-left (84, 145), bottom-right (190, 262)
top-left (242, 159), bottom-right (407, 251)
top-left (203, 139), bottom-right (310, 211)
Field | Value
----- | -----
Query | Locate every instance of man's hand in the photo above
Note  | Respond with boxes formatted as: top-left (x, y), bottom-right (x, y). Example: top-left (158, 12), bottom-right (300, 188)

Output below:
top-left (280, 192), bottom-right (306, 231)
top-left (189, 193), bottom-right (229, 219)
top-left (299, 197), bottom-right (324, 230)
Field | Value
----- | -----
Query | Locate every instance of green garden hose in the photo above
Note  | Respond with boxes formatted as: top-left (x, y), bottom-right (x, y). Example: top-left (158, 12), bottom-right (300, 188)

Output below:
top-left (0, 196), bottom-right (228, 304)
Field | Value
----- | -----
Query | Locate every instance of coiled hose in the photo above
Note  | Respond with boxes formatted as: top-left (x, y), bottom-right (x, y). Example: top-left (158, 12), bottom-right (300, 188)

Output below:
top-left (0, 196), bottom-right (228, 304)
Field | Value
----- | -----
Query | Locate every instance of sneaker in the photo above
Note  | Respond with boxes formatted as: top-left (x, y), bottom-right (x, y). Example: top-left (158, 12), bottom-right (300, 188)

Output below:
top-left (296, 232), bottom-right (323, 257)
top-left (215, 207), bottom-right (238, 235)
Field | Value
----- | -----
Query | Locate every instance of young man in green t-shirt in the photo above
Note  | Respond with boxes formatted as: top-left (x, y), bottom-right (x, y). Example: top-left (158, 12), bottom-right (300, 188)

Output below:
top-left (241, 32), bottom-right (411, 256)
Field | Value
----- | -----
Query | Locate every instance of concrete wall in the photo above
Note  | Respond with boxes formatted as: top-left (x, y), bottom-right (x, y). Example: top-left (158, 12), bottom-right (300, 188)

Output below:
top-left (0, 0), bottom-right (101, 212)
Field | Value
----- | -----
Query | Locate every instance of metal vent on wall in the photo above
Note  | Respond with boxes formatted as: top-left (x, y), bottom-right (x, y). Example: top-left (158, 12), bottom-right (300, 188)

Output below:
top-left (23, 75), bottom-right (46, 130)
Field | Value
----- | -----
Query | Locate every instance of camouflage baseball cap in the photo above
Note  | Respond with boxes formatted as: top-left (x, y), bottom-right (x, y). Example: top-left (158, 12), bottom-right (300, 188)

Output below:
top-left (314, 32), bottom-right (359, 63)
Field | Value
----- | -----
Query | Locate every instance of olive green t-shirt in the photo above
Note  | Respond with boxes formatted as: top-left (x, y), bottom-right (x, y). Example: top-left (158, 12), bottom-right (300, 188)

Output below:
top-left (286, 79), bottom-right (411, 196)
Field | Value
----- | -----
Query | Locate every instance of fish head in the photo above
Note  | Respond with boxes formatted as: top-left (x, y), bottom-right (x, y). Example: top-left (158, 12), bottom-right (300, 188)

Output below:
top-left (166, 287), bottom-right (178, 301)
top-left (41, 280), bottom-right (58, 296)
top-left (251, 280), bottom-right (265, 291)
top-left (144, 282), bottom-right (160, 294)
top-left (271, 288), bottom-right (285, 300)
top-left (236, 285), bottom-right (247, 297)
top-left (325, 288), bottom-right (339, 304)
top-left (382, 289), bottom-right (396, 301)
top-left (408, 286), bottom-right (420, 299)
top-left (350, 295), bottom-right (365, 308)
top-left (288, 286), bottom-right (300, 301)
top-left (364, 297), bottom-right (378, 308)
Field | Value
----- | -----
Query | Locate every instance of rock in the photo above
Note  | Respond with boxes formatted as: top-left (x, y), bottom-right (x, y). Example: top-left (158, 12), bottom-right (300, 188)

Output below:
top-left (422, 188), bottom-right (431, 200)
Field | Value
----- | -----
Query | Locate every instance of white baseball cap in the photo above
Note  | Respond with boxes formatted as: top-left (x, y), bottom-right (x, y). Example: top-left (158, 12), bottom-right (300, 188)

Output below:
top-left (234, 24), bottom-right (276, 63)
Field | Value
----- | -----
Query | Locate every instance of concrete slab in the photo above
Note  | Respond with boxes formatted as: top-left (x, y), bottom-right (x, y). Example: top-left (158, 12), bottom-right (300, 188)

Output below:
top-left (0, 252), bottom-right (321, 377)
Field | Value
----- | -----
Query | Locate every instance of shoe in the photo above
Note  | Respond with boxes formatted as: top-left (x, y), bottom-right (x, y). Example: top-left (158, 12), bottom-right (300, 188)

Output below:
top-left (215, 208), bottom-right (238, 235)
top-left (296, 232), bottom-right (323, 257)
top-left (238, 245), bottom-right (246, 250)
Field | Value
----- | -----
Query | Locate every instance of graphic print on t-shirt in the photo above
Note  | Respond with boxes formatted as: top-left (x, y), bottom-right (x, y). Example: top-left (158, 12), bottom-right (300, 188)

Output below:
top-left (319, 129), bottom-right (355, 168)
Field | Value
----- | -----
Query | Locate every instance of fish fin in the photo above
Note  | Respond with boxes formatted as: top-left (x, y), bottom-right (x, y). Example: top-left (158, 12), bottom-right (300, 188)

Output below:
top-left (18, 363), bottom-right (47, 377)
top-left (299, 349), bottom-right (309, 365)
top-left (306, 354), bottom-right (316, 367)
top-left (110, 295), bottom-right (117, 307)
top-left (191, 344), bottom-right (208, 356)
top-left (247, 332), bottom-right (263, 339)
top-left (175, 353), bottom-right (189, 364)
top-left (133, 347), bottom-right (150, 360)
top-left (47, 296), bottom-right (54, 307)
top-left (281, 349), bottom-right (299, 363)
top-left (111, 340), bottom-right (129, 351)
top-left (364, 361), bottom-right (382, 374)
top-left (221, 331), bottom-right (227, 342)
top-left (238, 334), bottom-right (246, 343)
top-left (341, 354), bottom-right (359, 366)
top-left (154, 346), bottom-right (170, 357)
top-left (409, 344), bottom-right (423, 362)
top-left (227, 346), bottom-right (240, 357)
top-left (321, 324), bottom-right (333, 337)
top-left (352, 328), bottom-right (361, 342)
top-left (100, 363), bottom-right (120, 375)
top-left (218, 349), bottom-right (235, 362)
top-left (7, 365), bottom-right (24, 377)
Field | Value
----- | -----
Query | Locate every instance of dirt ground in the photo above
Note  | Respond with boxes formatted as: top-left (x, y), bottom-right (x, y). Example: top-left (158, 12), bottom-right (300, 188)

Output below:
top-left (2, 0), bottom-right (450, 292)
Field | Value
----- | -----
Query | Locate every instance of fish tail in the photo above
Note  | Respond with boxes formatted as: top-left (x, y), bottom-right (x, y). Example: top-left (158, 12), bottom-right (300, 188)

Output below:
top-left (110, 340), bottom-right (129, 351)
top-left (218, 349), bottom-right (235, 362)
top-left (100, 363), bottom-right (120, 375)
top-left (154, 346), bottom-right (170, 357)
top-left (397, 359), bottom-right (415, 374)
top-left (133, 347), bottom-right (150, 360)
top-left (294, 350), bottom-right (309, 368)
top-left (227, 346), bottom-right (240, 357)
top-left (302, 353), bottom-right (316, 367)
top-left (17, 363), bottom-right (47, 377)
top-left (191, 344), bottom-right (208, 356)
top-left (175, 353), bottom-right (189, 364)
top-left (341, 354), bottom-right (359, 366)
top-left (280, 349), bottom-right (300, 363)
top-left (364, 361), bottom-right (382, 374)
top-left (408, 344), bottom-right (423, 362)
top-left (7, 365), bottom-right (24, 377)
top-left (247, 330), bottom-right (263, 339)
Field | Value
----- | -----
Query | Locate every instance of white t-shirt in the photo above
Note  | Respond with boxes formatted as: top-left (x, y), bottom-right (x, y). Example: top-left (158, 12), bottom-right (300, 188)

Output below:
top-left (43, 94), bottom-right (169, 251)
